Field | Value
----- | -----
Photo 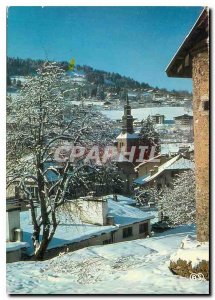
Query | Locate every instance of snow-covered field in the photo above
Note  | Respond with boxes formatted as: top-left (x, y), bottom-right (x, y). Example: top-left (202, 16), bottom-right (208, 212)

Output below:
top-left (102, 106), bottom-right (193, 121)
top-left (7, 225), bottom-right (209, 295)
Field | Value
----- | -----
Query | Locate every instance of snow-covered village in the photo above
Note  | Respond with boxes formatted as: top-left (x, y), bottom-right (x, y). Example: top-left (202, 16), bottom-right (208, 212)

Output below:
top-left (6, 6), bottom-right (209, 295)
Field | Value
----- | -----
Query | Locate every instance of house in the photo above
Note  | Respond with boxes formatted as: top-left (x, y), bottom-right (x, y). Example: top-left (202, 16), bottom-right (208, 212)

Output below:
top-left (166, 8), bottom-right (209, 242)
top-left (152, 92), bottom-right (166, 103)
top-left (6, 188), bottom-right (30, 263)
top-left (128, 91), bottom-right (138, 101)
top-left (134, 154), bottom-right (168, 179)
top-left (151, 114), bottom-right (165, 124)
top-left (12, 194), bottom-right (153, 261)
top-left (134, 155), bottom-right (194, 190)
top-left (174, 114), bottom-right (193, 126)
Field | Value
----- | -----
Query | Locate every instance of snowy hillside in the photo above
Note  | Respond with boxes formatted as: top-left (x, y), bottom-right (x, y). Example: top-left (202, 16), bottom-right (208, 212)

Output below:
top-left (7, 224), bottom-right (209, 294)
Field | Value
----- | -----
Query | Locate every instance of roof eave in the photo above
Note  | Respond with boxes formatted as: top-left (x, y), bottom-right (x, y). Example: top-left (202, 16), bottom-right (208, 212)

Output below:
top-left (166, 7), bottom-right (208, 78)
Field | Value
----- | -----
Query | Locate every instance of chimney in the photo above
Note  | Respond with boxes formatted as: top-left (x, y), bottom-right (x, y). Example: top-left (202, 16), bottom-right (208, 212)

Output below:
top-left (106, 216), bottom-right (115, 225)
top-left (68, 194), bottom-right (108, 226)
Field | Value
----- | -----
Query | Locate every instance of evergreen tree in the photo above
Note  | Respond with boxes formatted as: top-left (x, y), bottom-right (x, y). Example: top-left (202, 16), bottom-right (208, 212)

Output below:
top-left (139, 116), bottom-right (160, 152)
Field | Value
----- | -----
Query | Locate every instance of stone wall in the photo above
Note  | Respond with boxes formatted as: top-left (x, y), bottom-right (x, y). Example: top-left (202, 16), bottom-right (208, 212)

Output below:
top-left (192, 50), bottom-right (209, 242)
top-left (6, 249), bottom-right (22, 263)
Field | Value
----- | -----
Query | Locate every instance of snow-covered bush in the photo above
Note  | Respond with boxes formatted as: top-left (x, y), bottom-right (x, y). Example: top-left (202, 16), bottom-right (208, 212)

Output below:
top-left (159, 169), bottom-right (196, 226)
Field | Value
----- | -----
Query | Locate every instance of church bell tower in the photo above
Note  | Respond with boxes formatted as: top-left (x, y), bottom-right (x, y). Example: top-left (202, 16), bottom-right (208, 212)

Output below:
top-left (116, 93), bottom-right (139, 154)
top-left (122, 94), bottom-right (134, 134)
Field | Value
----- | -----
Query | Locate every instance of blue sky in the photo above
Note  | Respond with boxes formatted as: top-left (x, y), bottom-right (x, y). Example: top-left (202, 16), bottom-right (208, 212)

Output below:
top-left (7, 6), bottom-right (203, 91)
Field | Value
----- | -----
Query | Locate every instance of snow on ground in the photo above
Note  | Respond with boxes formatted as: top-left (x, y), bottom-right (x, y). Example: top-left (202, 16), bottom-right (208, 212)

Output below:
top-left (102, 106), bottom-right (193, 121)
top-left (7, 224), bottom-right (209, 294)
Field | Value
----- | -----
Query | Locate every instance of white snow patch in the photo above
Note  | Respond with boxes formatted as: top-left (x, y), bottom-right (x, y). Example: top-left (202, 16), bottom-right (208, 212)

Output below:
top-left (116, 132), bottom-right (139, 139)
top-left (170, 235), bottom-right (209, 268)
top-left (102, 107), bottom-right (193, 121)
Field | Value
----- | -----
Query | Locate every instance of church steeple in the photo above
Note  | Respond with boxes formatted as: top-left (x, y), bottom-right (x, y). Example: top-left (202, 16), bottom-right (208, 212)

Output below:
top-left (126, 92), bottom-right (129, 106)
top-left (122, 93), bottom-right (134, 134)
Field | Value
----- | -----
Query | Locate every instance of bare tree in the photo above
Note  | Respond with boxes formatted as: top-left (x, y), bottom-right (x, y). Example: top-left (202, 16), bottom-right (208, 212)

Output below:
top-left (7, 62), bottom-right (117, 259)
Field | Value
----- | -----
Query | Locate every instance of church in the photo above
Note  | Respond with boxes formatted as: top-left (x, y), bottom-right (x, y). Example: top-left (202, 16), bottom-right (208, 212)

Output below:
top-left (115, 95), bottom-right (141, 195)
top-left (115, 94), bottom-right (160, 195)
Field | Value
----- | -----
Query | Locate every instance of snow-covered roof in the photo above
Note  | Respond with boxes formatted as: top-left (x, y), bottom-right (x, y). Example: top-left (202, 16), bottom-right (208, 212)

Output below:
top-left (70, 77), bottom-right (86, 82)
top-left (6, 241), bottom-right (29, 253)
top-left (134, 155), bottom-right (194, 186)
top-left (10, 76), bottom-right (28, 83)
top-left (174, 114), bottom-right (193, 119)
top-left (151, 114), bottom-right (165, 117)
top-left (135, 154), bottom-right (162, 170)
top-left (134, 155), bottom-right (180, 185)
top-left (107, 199), bottom-right (154, 226)
top-left (20, 211), bottom-right (116, 255)
top-left (160, 143), bottom-right (194, 155)
top-left (165, 157), bottom-right (194, 170)
top-left (19, 195), bottom-right (153, 255)
top-left (104, 194), bottom-right (136, 206)
top-left (116, 132), bottom-right (139, 139)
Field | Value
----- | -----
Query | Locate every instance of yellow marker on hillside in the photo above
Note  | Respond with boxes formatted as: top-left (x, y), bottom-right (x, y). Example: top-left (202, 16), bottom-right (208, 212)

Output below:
top-left (68, 58), bottom-right (75, 71)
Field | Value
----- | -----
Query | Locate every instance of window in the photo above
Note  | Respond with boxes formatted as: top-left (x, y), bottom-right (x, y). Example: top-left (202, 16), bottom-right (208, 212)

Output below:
top-left (103, 239), bottom-right (111, 245)
top-left (123, 227), bottom-right (133, 238)
top-left (157, 183), bottom-right (162, 191)
top-left (203, 100), bottom-right (209, 111)
top-left (15, 186), bottom-right (19, 198)
top-left (200, 99), bottom-right (209, 112)
top-left (28, 186), bottom-right (38, 198)
top-left (139, 223), bottom-right (148, 234)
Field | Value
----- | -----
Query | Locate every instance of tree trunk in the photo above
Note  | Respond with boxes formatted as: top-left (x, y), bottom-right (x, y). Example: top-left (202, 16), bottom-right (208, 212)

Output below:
top-left (34, 223), bottom-right (58, 260)
top-left (35, 240), bottom-right (50, 260)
